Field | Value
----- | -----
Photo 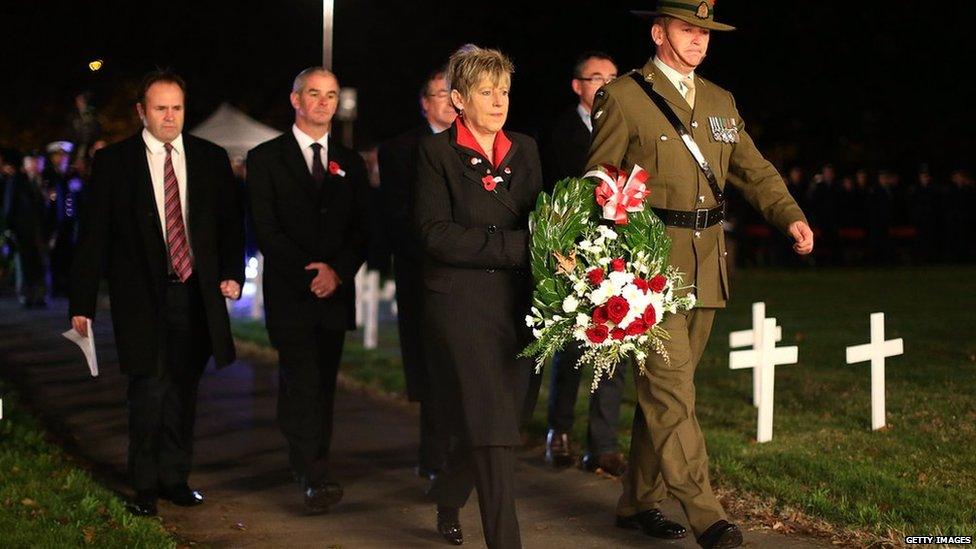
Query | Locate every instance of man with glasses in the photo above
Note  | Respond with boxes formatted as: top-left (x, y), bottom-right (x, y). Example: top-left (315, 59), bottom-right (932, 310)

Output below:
top-left (541, 52), bottom-right (629, 478)
top-left (378, 68), bottom-right (457, 486)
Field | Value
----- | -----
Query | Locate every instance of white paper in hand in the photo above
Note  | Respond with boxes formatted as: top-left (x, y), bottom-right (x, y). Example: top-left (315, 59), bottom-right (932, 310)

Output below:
top-left (62, 319), bottom-right (98, 377)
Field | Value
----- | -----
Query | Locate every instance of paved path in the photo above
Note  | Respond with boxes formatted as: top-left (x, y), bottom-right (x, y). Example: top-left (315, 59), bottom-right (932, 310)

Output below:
top-left (0, 298), bottom-right (826, 548)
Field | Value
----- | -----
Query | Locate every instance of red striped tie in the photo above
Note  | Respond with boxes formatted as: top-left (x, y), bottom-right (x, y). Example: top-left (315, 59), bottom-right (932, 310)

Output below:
top-left (163, 143), bottom-right (193, 281)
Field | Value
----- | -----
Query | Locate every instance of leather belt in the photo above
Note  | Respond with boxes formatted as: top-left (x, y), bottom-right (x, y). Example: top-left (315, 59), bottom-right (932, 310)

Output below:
top-left (652, 205), bottom-right (725, 230)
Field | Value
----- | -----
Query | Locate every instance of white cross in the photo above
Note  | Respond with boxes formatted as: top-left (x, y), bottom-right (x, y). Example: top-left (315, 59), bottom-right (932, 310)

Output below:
top-left (846, 312), bottom-right (903, 431)
top-left (729, 302), bottom-right (782, 407)
top-left (730, 318), bottom-right (798, 443)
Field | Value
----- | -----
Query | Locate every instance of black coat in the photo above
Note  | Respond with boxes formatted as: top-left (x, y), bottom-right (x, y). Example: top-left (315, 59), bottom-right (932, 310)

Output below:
top-left (246, 132), bottom-right (369, 338)
top-left (378, 124), bottom-right (433, 401)
top-left (541, 106), bottom-right (591, 192)
top-left (413, 125), bottom-right (543, 446)
top-left (69, 133), bottom-right (245, 375)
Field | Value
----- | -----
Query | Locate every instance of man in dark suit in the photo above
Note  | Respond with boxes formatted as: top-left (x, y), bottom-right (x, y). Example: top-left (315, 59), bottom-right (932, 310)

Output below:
top-left (246, 67), bottom-right (369, 513)
top-left (69, 69), bottom-right (244, 517)
top-left (540, 52), bottom-right (629, 477)
top-left (377, 69), bottom-right (456, 482)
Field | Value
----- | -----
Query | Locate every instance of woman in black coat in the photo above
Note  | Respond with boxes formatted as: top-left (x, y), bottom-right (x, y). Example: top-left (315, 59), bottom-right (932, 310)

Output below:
top-left (413, 45), bottom-right (542, 549)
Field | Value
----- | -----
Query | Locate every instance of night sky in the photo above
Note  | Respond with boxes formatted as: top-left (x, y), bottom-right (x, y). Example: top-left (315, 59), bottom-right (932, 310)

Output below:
top-left (2, 0), bottom-right (973, 176)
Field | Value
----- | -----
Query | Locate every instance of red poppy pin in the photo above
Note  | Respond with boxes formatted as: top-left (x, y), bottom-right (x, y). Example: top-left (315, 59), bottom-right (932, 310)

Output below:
top-left (482, 175), bottom-right (498, 191)
top-left (328, 160), bottom-right (346, 177)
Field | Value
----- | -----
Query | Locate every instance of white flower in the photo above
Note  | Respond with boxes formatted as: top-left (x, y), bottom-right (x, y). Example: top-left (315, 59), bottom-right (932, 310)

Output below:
top-left (574, 280), bottom-right (589, 296)
top-left (553, 314), bottom-right (564, 322)
top-left (576, 313), bottom-right (590, 327)
top-left (532, 328), bottom-right (542, 338)
top-left (597, 256), bottom-right (611, 266)
top-left (589, 281), bottom-right (615, 306)
top-left (608, 271), bottom-right (634, 290)
top-left (687, 293), bottom-right (697, 309)
top-left (596, 225), bottom-right (618, 240)
top-left (594, 236), bottom-right (606, 247)
top-left (562, 295), bottom-right (579, 314)
top-left (531, 306), bottom-right (541, 317)
top-left (524, 315), bottom-right (535, 327)
top-left (620, 342), bottom-right (635, 353)
top-left (544, 318), bottom-right (554, 328)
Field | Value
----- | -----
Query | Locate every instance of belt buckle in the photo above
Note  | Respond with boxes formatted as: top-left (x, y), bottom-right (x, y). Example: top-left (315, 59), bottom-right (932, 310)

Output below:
top-left (694, 208), bottom-right (709, 230)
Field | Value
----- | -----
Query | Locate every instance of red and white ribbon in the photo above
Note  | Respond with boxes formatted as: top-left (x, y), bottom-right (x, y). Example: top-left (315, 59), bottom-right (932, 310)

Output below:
top-left (583, 164), bottom-right (649, 225)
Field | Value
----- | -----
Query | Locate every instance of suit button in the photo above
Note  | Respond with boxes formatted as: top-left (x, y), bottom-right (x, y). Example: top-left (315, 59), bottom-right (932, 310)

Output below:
top-left (694, 231), bottom-right (702, 238)
top-left (691, 121), bottom-right (699, 128)
top-left (660, 135), bottom-right (668, 141)
top-left (486, 268), bottom-right (495, 274)
top-left (723, 251), bottom-right (728, 257)
top-left (487, 225), bottom-right (497, 234)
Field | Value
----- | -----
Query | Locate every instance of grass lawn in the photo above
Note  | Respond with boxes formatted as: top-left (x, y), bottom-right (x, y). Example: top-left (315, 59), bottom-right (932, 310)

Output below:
top-left (0, 383), bottom-right (176, 548)
top-left (232, 265), bottom-right (976, 539)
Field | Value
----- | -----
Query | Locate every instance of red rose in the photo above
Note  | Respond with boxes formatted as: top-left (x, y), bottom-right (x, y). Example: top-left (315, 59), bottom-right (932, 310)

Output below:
top-left (610, 258), bottom-right (626, 272)
top-left (641, 304), bottom-right (657, 326)
top-left (586, 268), bottom-right (605, 286)
top-left (482, 175), bottom-right (497, 191)
top-left (610, 328), bottom-right (626, 341)
top-left (591, 305), bottom-right (608, 325)
top-left (625, 319), bottom-right (648, 336)
top-left (605, 295), bottom-right (630, 324)
top-left (633, 277), bottom-right (649, 292)
top-left (585, 324), bottom-right (609, 344)
top-left (649, 274), bottom-right (667, 293)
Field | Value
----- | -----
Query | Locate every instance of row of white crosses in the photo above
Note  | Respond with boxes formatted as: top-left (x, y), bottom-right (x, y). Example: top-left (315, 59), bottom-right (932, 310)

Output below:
top-left (728, 303), bottom-right (903, 443)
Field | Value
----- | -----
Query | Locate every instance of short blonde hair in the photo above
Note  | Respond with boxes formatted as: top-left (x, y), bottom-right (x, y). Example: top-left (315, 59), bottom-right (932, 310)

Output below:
top-left (446, 44), bottom-right (514, 107)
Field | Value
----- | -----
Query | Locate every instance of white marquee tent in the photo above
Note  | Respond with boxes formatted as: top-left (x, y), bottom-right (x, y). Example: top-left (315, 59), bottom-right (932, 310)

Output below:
top-left (190, 103), bottom-right (280, 159)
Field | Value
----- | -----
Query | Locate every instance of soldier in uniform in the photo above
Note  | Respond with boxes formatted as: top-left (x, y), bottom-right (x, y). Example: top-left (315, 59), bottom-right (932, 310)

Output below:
top-left (585, 2), bottom-right (814, 548)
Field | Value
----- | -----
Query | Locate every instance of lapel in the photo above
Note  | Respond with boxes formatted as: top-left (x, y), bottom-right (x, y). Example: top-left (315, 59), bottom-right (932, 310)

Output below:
top-left (449, 126), bottom-right (521, 216)
top-left (182, 136), bottom-right (201, 241)
top-left (643, 60), bottom-right (692, 117)
top-left (281, 131), bottom-right (320, 201)
top-left (126, 134), bottom-right (167, 281)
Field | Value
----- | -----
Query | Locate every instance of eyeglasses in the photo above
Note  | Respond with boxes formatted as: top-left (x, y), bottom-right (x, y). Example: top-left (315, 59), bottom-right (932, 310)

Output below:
top-left (425, 91), bottom-right (450, 99)
top-left (575, 75), bottom-right (615, 85)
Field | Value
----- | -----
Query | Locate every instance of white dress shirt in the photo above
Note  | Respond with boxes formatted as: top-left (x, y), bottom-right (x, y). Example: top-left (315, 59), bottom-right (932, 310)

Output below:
top-left (576, 103), bottom-right (593, 133)
top-left (292, 124), bottom-right (329, 173)
top-left (143, 129), bottom-right (192, 253)
top-left (653, 56), bottom-right (695, 97)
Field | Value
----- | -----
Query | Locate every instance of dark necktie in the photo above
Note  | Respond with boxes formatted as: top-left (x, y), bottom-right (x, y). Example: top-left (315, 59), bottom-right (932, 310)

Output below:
top-left (310, 142), bottom-right (326, 187)
top-left (163, 143), bottom-right (193, 281)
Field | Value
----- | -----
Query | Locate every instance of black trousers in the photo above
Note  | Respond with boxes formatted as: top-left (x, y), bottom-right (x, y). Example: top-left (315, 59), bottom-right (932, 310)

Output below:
top-left (127, 276), bottom-right (210, 494)
top-left (547, 342), bottom-right (626, 454)
top-left (430, 442), bottom-right (521, 549)
top-left (274, 324), bottom-right (345, 485)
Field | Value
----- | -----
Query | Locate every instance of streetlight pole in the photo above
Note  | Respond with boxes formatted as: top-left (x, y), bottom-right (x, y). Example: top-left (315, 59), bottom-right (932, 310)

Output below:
top-left (322, 0), bottom-right (334, 70)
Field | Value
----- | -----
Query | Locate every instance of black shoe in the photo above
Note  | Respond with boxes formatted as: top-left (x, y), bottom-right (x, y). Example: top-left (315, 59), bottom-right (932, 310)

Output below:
top-left (697, 520), bottom-right (743, 549)
top-left (159, 484), bottom-right (204, 507)
top-left (127, 492), bottom-right (158, 516)
top-left (581, 451), bottom-right (628, 477)
top-left (303, 480), bottom-right (343, 513)
top-left (544, 429), bottom-right (574, 468)
top-left (616, 509), bottom-right (687, 539)
top-left (436, 506), bottom-right (463, 545)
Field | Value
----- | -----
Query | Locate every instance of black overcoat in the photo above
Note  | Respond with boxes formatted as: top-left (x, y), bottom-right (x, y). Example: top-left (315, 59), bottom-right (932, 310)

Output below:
top-left (378, 124), bottom-right (432, 401)
top-left (413, 125), bottom-right (543, 446)
top-left (69, 133), bottom-right (245, 374)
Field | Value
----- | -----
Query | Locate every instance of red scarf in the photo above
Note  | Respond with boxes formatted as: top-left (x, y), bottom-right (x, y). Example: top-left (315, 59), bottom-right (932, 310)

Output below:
top-left (453, 117), bottom-right (511, 170)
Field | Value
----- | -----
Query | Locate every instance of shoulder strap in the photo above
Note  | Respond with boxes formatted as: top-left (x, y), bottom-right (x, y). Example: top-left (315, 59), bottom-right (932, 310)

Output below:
top-left (627, 72), bottom-right (724, 205)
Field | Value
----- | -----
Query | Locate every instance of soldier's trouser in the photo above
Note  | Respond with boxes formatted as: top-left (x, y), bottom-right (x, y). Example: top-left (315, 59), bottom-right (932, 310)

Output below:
top-left (616, 307), bottom-right (727, 537)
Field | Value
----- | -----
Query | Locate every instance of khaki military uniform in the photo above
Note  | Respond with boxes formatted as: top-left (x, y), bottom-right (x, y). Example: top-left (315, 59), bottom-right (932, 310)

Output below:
top-left (586, 58), bottom-right (806, 536)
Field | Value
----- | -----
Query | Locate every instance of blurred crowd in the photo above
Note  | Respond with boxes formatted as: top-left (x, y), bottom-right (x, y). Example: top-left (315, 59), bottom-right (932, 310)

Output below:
top-left (726, 162), bottom-right (975, 268)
